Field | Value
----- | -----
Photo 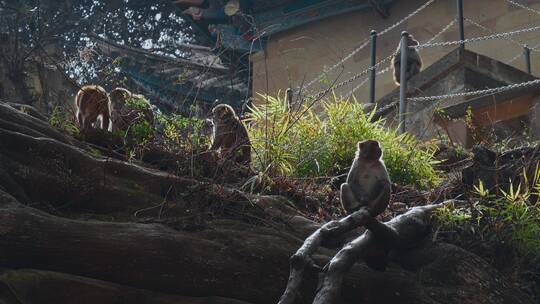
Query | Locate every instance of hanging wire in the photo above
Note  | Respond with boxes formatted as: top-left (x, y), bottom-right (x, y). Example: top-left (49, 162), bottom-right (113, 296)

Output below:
top-left (407, 78), bottom-right (540, 102)
top-left (413, 24), bottom-right (540, 49)
top-left (464, 17), bottom-right (527, 48)
top-left (506, 0), bottom-right (540, 16)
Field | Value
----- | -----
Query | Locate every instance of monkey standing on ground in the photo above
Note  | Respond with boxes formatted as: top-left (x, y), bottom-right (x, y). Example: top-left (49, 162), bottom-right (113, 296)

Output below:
top-left (392, 34), bottom-right (422, 85)
top-left (75, 85), bottom-right (111, 131)
top-left (210, 104), bottom-right (251, 165)
top-left (109, 87), bottom-right (154, 132)
top-left (340, 140), bottom-right (391, 217)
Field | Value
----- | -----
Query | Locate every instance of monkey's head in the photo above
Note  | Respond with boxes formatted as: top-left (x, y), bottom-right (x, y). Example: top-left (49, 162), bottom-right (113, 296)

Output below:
top-left (212, 104), bottom-right (237, 121)
top-left (407, 35), bottom-right (419, 46)
top-left (109, 88), bottom-right (131, 110)
top-left (357, 140), bottom-right (382, 160)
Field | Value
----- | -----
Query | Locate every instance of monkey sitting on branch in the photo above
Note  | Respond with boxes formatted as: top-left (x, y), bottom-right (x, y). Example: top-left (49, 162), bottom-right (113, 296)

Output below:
top-left (391, 34), bottom-right (422, 86)
top-left (210, 104), bottom-right (251, 165)
top-left (109, 87), bottom-right (155, 133)
top-left (74, 85), bottom-right (111, 131)
top-left (340, 139), bottom-right (391, 217)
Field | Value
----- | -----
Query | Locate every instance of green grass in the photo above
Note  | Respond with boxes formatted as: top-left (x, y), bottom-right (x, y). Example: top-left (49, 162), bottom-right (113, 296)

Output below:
top-left (246, 92), bottom-right (439, 189)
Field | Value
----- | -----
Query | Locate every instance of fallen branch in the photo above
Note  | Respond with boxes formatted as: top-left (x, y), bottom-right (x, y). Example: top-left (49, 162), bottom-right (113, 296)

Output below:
top-left (279, 203), bottom-right (446, 304)
top-left (278, 208), bottom-right (372, 304)
top-left (313, 204), bottom-right (441, 304)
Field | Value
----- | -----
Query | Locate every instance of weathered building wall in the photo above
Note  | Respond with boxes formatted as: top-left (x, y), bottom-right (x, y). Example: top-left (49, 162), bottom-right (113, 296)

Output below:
top-left (250, 0), bottom-right (540, 102)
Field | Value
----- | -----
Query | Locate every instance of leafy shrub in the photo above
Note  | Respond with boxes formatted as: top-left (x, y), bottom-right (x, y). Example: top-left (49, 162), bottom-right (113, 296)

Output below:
top-left (247, 92), bottom-right (439, 189)
top-left (436, 164), bottom-right (540, 255)
top-left (155, 113), bottom-right (210, 152)
top-left (125, 95), bottom-right (152, 112)
top-left (49, 105), bottom-right (80, 136)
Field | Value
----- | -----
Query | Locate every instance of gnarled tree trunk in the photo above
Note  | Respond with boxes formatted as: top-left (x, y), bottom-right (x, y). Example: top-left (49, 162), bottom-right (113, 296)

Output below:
top-left (0, 101), bottom-right (534, 304)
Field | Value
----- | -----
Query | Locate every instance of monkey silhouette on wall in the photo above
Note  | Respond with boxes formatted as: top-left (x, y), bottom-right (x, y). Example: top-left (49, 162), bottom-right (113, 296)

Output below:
top-left (210, 104), bottom-right (251, 165)
top-left (392, 34), bottom-right (422, 85)
top-left (109, 87), bottom-right (154, 133)
top-left (74, 85), bottom-right (111, 131)
top-left (340, 140), bottom-right (391, 217)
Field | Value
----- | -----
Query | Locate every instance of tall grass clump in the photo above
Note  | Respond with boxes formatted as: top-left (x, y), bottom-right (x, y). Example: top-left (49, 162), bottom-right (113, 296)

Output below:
top-left (247, 92), bottom-right (439, 189)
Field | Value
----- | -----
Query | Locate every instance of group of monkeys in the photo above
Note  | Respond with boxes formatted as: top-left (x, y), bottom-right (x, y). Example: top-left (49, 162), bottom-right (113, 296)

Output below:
top-left (75, 85), bottom-right (153, 133)
top-left (72, 34), bottom-right (421, 217)
top-left (73, 84), bottom-right (252, 165)
top-left (74, 85), bottom-right (391, 217)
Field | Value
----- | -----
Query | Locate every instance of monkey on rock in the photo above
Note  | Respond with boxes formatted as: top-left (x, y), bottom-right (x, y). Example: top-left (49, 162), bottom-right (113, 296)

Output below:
top-left (340, 140), bottom-right (391, 217)
top-left (74, 85), bottom-right (111, 131)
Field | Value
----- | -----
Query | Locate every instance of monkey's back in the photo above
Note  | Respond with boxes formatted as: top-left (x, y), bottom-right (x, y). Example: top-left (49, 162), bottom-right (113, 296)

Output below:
top-left (215, 118), bottom-right (251, 164)
top-left (77, 86), bottom-right (108, 111)
top-left (75, 85), bottom-right (110, 129)
top-left (346, 159), bottom-right (390, 205)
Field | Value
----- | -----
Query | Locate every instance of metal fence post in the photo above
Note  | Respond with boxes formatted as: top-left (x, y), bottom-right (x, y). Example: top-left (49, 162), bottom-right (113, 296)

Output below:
top-left (457, 0), bottom-right (465, 50)
top-left (524, 45), bottom-right (532, 74)
top-left (369, 30), bottom-right (378, 104)
top-left (399, 31), bottom-right (409, 134)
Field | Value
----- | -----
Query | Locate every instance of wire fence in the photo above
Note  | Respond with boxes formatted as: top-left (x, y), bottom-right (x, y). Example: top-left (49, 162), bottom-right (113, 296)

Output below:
top-left (307, 1), bottom-right (540, 103)
top-left (408, 78), bottom-right (540, 102)
top-left (413, 24), bottom-right (540, 49)
top-left (303, 0), bottom-right (436, 90)
top-left (345, 17), bottom-right (459, 99)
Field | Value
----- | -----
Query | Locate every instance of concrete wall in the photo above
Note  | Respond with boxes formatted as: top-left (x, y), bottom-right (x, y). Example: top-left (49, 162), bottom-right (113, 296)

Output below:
top-left (250, 0), bottom-right (540, 102)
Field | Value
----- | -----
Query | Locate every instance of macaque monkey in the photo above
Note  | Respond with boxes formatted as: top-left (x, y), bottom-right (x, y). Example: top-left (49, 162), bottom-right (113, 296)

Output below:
top-left (74, 85), bottom-right (111, 131)
top-left (340, 140), bottom-right (391, 217)
top-left (210, 104), bottom-right (251, 164)
top-left (392, 34), bottom-right (422, 85)
top-left (109, 87), bottom-right (154, 132)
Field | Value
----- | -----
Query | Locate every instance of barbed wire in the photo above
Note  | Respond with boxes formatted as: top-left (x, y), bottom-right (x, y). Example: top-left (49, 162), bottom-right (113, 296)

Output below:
top-left (414, 24), bottom-right (540, 49)
top-left (506, 0), bottom-right (540, 16)
top-left (346, 77), bottom-right (370, 99)
top-left (407, 78), bottom-right (540, 102)
top-left (302, 38), bottom-right (370, 89)
top-left (426, 18), bottom-right (457, 44)
top-left (302, 0), bottom-right (436, 89)
top-left (464, 17), bottom-right (526, 48)
top-left (340, 49), bottom-right (397, 98)
top-left (508, 41), bottom-right (540, 63)
top-left (347, 64), bottom-right (394, 98)
top-left (504, 0), bottom-right (540, 64)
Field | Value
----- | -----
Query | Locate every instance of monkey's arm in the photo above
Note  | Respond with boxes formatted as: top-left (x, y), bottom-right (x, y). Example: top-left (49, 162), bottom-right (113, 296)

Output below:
top-left (210, 131), bottom-right (224, 150)
top-left (367, 179), bottom-right (391, 217)
top-left (340, 183), bottom-right (362, 213)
